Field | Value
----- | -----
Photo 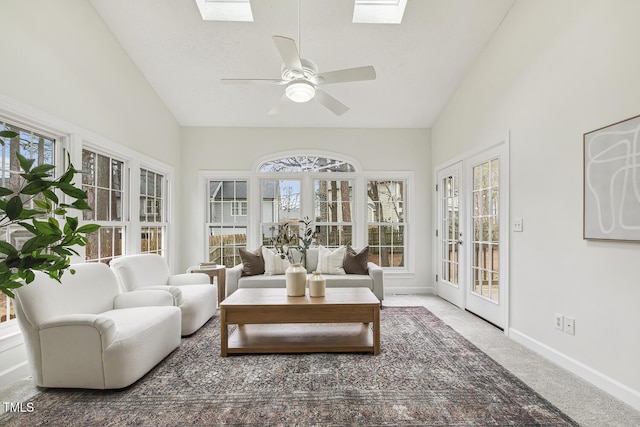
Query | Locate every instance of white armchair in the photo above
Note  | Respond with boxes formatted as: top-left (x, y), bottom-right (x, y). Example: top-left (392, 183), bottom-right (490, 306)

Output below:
top-left (14, 263), bottom-right (181, 389)
top-left (109, 254), bottom-right (216, 336)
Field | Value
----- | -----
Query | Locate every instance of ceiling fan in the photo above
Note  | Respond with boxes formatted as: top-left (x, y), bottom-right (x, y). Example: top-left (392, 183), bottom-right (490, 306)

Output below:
top-left (221, 3), bottom-right (376, 116)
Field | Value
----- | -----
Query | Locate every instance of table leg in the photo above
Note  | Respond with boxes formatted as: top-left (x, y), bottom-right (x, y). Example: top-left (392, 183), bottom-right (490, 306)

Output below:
top-left (373, 306), bottom-right (380, 355)
top-left (220, 307), bottom-right (228, 357)
top-left (217, 269), bottom-right (226, 304)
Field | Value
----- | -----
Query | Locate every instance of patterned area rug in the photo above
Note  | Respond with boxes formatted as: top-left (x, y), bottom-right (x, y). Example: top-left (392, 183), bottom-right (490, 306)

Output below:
top-left (1, 307), bottom-right (577, 426)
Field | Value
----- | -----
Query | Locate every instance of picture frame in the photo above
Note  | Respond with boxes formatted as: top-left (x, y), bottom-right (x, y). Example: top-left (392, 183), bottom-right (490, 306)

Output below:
top-left (583, 114), bottom-right (640, 241)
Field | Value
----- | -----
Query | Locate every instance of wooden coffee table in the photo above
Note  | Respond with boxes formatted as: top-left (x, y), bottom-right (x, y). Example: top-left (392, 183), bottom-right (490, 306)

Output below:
top-left (219, 287), bottom-right (380, 356)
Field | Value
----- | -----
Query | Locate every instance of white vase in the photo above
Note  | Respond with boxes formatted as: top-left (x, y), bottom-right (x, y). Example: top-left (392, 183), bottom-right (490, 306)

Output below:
top-left (308, 271), bottom-right (326, 297)
top-left (285, 263), bottom-right (307, 296)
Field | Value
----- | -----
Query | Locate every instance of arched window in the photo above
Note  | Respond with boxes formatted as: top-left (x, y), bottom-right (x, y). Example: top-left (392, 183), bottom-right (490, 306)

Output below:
top-left (258, 154), bottom-right (357, 251)
top-left (258, 155), bottom-right (356, 173)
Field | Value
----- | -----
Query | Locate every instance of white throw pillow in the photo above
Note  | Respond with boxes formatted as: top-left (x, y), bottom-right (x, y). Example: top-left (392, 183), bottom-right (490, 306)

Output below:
top-left (316, 245), bottom-right (346, 275)
top-left (262, 247), bottom-right (291, 275)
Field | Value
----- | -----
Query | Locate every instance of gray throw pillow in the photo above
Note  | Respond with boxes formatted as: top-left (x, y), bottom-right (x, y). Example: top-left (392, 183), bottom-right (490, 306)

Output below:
top-left (343, 246), bottom-right (369, 274)
top-left (239, 247), bottom-right (265, 276)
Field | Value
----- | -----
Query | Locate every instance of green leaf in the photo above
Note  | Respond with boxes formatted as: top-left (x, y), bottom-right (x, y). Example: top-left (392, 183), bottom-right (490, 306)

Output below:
top-left (34, 199), bottom-right (52, 211)
top-left (17, 222), bottom-right (36, 234)
top-left (29, 164), bottom-right (56, 176)
top-left (0, 187), bottom-right (13, 197)
top-left (0, 241), bottom-right (17, 256)
top-left (42, 189), bottom-right (59, 204)
top-left (21, 235), bottom-right (59, 253)
top-left (24, 270), bottom-right (35, 284)
top-left (16, 152), bottom-right (35, 173)
top-left (58, 169), bottom-right (74, 183)
top-left (48, 217), bottom-right (60, 228)
top-left (33, 219), bottom-right (60, 236)
top-left (53, 208), bottom-right (67, 216)
top-left (66, 216), bottom-right (78, 231)
top-left (76, 223), bottom-right (100, 234)
top-left (5, 196), bottom-right (23, 220)
top-left (16, 208), bottom-right (46, 220)
top-left (0, 130), bottom-right (18, 139)
top-left (70, 199), bottom-right (91, 210)
top-left (57, 182), bottom-right (87, 199)
top-left (21, 180), bottom-right (51, 195)
top-left (1, 288), bottom-right (16, 298)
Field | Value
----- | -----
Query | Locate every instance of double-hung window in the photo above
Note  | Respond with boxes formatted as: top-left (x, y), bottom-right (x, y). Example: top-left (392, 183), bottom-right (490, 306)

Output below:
top-left (82, 148), bottom-right (125, 263)
top-left (207, 179), bottom-right (248, 267)
top-left (140, 168), bottom-right (166, 255)
top-left (314, 178), bottom-right (353, 248)
top-left (367, 179), bottom-right (406, 268)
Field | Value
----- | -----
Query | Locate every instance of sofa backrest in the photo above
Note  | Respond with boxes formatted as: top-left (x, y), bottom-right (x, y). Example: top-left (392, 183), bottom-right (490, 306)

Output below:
top-left (109, 254), bottom-right (171, 291)
top-left (15, 263), bottom-right (119, 327)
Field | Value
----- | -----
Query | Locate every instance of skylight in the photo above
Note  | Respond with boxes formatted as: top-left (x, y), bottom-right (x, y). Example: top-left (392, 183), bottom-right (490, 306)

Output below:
top-left (353, 0), bottom-right (407, 24)
top-left (194, 0), bottom-right (254, 22)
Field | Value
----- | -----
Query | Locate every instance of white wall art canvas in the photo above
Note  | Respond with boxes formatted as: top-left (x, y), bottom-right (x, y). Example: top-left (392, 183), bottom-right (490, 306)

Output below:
top-left (584, 114), bottom-right (640, 241)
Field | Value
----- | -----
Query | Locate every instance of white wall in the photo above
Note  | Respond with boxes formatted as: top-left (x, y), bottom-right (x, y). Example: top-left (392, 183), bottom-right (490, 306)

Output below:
top-left (0, 0), bottom-right (181, 387)
top-left (179, 127), bottom-right (432, 293)
top-left (431, 0), bottom-right (640, 409)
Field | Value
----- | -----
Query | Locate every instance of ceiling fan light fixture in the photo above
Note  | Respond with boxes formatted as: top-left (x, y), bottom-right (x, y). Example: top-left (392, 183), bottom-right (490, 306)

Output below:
top-left (285, 80), bottom-right (315, 103)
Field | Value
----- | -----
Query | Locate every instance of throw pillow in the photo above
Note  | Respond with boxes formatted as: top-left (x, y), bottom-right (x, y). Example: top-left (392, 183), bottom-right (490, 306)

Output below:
top-left (344, 246), bottom-right (369, 274)
top-left (316, 245), bottom-right (346, 275)
top-left (262, 247), bottom-right (291, 275)
top-left (239, 247), bottom-right (264, 276)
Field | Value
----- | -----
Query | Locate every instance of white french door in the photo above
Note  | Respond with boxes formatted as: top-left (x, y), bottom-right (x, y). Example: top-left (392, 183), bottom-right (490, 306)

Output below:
top-left (436, 140), bottom-right (509, 330)
top-left (436, 162), bottom-right (465, 308)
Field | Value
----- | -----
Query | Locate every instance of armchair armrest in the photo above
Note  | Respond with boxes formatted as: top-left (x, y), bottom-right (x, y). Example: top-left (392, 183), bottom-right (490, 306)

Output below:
top-left (133, 285), bottom-right (184, 307)
top-left (114, 289), bottom-right (175, 309)
top-left (226, 264), bottom-right (244, 296)
top-left (367, 262), bottom-right (384, 301)
top-left (39, 314), bottom-right (117, 349)
top-left (168, 273), bottom-right (210, 286)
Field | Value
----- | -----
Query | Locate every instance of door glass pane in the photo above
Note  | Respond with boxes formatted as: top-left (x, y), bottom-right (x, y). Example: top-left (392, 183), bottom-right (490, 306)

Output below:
top-left (471, 159), bottom-right (500, 301)
top-left (440, 174), bottom-right (459, 284)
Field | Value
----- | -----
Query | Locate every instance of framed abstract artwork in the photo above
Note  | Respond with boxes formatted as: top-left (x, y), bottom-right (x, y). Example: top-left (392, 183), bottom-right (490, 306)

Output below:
top-left (583, 114), bottom-right (640, 241)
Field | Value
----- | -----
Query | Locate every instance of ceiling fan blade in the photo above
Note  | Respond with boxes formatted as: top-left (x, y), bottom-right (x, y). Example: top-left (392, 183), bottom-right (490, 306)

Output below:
top-left (267, 94), bottom-right (290, 116)
top-left (315, 89), bottom-right (349, 116)
top-left (221, 78), bottom-right (287, 85)
top-left (272, 36), bottom-right (303, 74)
top-left (314, 66), bottom-right (376, 85)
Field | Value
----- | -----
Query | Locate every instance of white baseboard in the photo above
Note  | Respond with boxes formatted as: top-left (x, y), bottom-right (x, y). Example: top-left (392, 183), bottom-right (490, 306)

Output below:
top-left (509, 328), bottom-right (640, 411)
top-left (0, 361), bottom-right (30, 389)
top-left (384, 286), bottom-right (435, 296)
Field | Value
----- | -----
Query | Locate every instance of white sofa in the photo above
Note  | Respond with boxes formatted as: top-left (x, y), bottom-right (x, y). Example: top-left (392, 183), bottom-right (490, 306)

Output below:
top-left (109, 254), bottom-right (217, 336)
top-left (226, 247), bottom-right (384, 300)
top-left (14, 263), bottom-right (181, 389)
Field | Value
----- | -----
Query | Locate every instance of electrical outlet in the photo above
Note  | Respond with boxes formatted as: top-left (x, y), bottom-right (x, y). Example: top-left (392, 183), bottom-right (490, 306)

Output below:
top-left (513, 218), bottom-right (523, 232)
top-left (564, 317), bottom-right (575, 335)
top-left (554, 313), bottom-right (564, 330)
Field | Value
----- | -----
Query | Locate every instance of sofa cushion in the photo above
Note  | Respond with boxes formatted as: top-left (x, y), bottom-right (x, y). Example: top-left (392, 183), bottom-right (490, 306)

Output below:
top-left (237, 273), bottom-right (373, 290)
top-left (239, 247), bottom-right (265, 276)
top-left (262, 247), bottom-right (290, 275)
top-left (316, 245), bottom-right (346, 275)
top-left (344, 246), bottom-right (370, 275)
top-left (238, 274), bottom-right (292, 289)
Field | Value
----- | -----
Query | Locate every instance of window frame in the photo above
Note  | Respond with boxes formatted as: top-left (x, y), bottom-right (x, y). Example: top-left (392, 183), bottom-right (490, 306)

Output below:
top-left (81, 146), bottom-right (128, 264)
top-left (199, 153), bottom-right (413, 275)
top-left (363, 171), bottom-right (414, 274)
top-left (202, 173), bottom-right (250, 267)
top-left (139, 167), bottom-right (169, 256)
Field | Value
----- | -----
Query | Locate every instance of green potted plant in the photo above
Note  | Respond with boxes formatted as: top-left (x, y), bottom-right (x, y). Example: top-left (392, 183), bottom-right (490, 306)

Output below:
top-left (0, 130), bottom-right (99, 298)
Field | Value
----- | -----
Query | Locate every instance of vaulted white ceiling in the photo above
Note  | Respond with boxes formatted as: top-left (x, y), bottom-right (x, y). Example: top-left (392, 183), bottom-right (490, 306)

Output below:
top-left (89, 0), bottom-right (515, 128)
